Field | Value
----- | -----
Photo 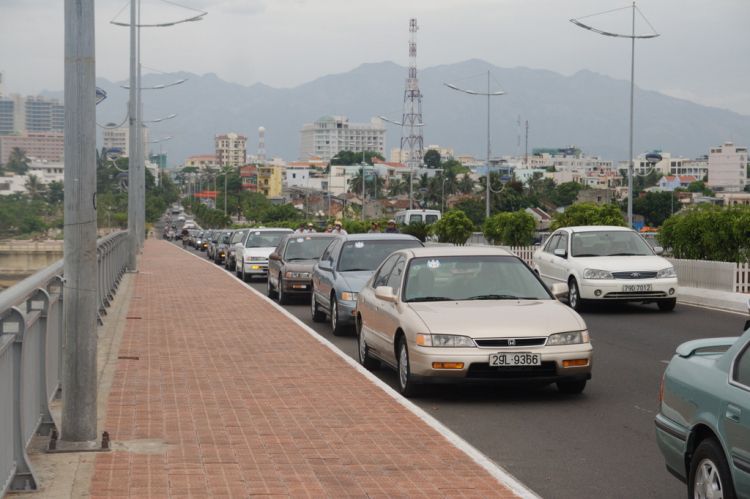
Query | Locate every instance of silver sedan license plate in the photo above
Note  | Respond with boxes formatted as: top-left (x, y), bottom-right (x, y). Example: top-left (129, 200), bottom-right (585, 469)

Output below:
top-left (489, 352), bottom-right (541, 366)
top-left (623, 284), bottom-right (652, 292)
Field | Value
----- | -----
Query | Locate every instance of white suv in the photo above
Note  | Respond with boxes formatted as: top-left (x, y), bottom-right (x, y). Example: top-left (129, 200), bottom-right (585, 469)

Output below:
top-left (235, 228), bottom-right (293, 282)
top-left (532, 225), bottom-right (678, 312)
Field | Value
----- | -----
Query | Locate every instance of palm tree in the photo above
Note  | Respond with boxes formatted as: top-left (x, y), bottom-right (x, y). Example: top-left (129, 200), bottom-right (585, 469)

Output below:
top-left (24, 174), bottom-right (47, 201)
top-left (388, 178), bottom-right (408, 197)
top-left (457, 173), bottom-right (476, 195)
top-left (7, 147), bottom-right (30, 175)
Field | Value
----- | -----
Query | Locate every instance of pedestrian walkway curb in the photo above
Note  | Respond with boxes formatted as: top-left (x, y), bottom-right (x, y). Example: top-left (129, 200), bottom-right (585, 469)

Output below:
top-left (678, 286), bottom-right (749, 315)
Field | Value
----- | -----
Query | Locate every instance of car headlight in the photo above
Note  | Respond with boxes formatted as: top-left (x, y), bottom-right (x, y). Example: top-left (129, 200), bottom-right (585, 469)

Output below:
top-left (341, 292), bottom-right (358, 301)
top-left (583, 269), bottom-right (613, 279)
top-left (285, 271), bottom-right (312, 279)
top-left (229, 250), bottom-right (235, 256)
top-left (416, 334), bottom-right (474, 347)
top-left (656, 267), bottom-right (676, 278)
top-left (547, 330), bottom-right (590, 345)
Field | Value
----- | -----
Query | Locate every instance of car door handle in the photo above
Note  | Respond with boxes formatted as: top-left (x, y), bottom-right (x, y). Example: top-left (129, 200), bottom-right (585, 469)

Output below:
top-left (726, 404), bottom-right (741, 423)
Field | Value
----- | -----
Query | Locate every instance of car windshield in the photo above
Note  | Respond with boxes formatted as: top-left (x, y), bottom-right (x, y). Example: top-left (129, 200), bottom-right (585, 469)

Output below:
top-left (283, 236), bottom-right (336, 260)
top-left (571, 231), bottom-right (654, 257)
top-left (403, 256), bottom-right (553, 302)
top-left (338, 239), bottom-right (422, 272)
top-left (244, 231), bottom-right (289, 248)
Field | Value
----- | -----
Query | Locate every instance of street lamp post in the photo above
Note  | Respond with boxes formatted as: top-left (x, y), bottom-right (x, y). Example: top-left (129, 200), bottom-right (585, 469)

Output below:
top-left (571, 2), bottom-right (659, 227)
top-left (442, 177), bottom-right (449, 214)
top-left (444, 71), bottom-right (506, 219)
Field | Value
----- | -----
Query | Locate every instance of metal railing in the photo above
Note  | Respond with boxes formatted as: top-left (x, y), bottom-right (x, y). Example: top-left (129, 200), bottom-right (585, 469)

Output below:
top-left (0, 231), bottom-right (129, 496)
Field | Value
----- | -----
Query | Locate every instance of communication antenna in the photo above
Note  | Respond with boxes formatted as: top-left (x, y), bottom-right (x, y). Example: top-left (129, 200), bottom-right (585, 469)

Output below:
top-left (400, 18), bottom-right (424, 209)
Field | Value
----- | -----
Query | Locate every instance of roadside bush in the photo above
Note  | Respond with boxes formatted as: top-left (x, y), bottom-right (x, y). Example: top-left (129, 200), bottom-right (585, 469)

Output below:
top-left (482, 211), bottom-right (536, 246)
top-left (550, 202), bottom-right (627, 231)
top-left (400, 221), bottom-right (432, 242)
top-left (433, 210), bottom-right (474, 245)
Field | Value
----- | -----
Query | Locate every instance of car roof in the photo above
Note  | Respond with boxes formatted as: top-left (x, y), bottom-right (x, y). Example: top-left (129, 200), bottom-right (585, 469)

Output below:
top-left (283, 233), bottom-right (340, 239)
top-left (339, 233), bottom-right (422, 242)
top-left (400, 246), bottom-right (516, 258)
top-left (561, 226), bottom-right (635, 233)
top-left (245, 227), bottom-right (294, 232)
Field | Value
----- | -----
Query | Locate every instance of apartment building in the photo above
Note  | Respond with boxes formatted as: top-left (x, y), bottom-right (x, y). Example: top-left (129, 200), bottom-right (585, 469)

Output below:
top-left (0, 131), bottom-right (64, 164)
top-left (299, 115), bottom-right (386, 162)
top-left (708, 142), bottom-right (747, 192)
top-left (215, 133), bottom-right (247, 167)
top-left (184, 155), bottom-right (216, 169)
top-left (0, 93), bottom-right (65, 135)
top-left (257, 166), bottom-right (283, 198)
top-left (102, 124), bottom-right (150, 162)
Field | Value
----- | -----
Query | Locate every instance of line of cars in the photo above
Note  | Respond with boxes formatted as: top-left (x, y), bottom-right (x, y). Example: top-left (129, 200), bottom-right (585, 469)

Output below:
top-left (179, 223), bottom-right (750, 497)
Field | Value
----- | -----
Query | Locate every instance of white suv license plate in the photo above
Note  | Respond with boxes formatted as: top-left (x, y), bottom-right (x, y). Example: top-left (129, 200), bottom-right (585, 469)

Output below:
top-left (490, 353), bottom-right (541, 366)
top-left (623, 284), bottom-right (652, 292)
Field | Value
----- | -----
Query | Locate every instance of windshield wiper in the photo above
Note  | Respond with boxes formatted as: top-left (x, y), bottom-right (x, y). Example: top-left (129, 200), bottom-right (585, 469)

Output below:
top-left (573, 253), bottom-right (599, 257)
top-left (342, 268), bottom-right (372, 272)
top-left (608, 252), bottom-right (640, 256)
top-left (286, 258), bottom-right (311, 261)
top-left (466, 294), bottom-right (519, 300)
top-left (406, 296), bottom-right (452, 302)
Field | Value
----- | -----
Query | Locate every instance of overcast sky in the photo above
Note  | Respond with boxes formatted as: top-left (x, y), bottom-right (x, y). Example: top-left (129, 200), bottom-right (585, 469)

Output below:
top-left (3, 0), bottom-right (750, 116)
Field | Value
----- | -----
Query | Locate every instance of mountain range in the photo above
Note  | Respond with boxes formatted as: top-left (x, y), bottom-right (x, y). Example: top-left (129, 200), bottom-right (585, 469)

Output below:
top-left (43, 59), bottom-right (750, 169)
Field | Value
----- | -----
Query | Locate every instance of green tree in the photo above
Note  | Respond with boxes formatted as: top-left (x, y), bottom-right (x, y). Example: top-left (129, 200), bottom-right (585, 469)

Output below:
top-left (400, 221), bottom-right (432, 242)
top-left (631, 191), bottom-right (678, 226)
top-left (329, 150), bottom-right (384, 166)
top-left (548, 181), bottom-right (586, 207)
top-left (46, 180), bottom-right (64, 204)
top-left (687, 180), bottom-right (715, 196)
top-left (658, 203), bottom-right (750, 262)
top-left (482, 211), bottom-right (537, 246)
top-left (433, 210), bottom-right (475, 245)
top-left (423, 149), bottom-right (441, 168)
top-left (6, 147), bottom-right (30, 175)
top-left (550, 202), bottom-right (627, 230)
top-left (24, 174), bottom-right (47, 201)
top-left (451, 198), bottom-right (485, 227)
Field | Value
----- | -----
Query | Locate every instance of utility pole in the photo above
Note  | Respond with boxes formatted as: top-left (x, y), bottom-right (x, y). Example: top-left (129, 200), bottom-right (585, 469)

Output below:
top-left (127, 0), bottom-right (138, 270)
top-left (62, 0), bottom-right (98, 442)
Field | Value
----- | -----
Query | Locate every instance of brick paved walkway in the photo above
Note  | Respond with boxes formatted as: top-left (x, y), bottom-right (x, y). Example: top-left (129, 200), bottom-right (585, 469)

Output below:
top-left (89, 240), bottom-right (530, 498)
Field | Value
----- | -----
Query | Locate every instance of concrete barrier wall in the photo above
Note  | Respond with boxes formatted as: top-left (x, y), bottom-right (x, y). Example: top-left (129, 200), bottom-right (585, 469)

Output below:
top-left (0, 244), bottom-right (64, 273)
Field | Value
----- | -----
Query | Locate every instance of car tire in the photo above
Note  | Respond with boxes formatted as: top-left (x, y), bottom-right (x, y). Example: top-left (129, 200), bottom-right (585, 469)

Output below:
top-left (397, 337), bottom-right (419, 398)
top-left (331, 294), bottom-right (347, 336)
top-left (568, 278), bottom-right (588, 312)
top-left (357, 317), bottom-right (380, 370)
top-left (657, 298), bottom-right (677, 311)
top-left (242, 265), bottom-right (252, 282)
top-left (556, 379), bottom-right (587, 394)
top-left (689, 438), bottom-right (737, 499)
top-left (278, 279), bottom-right (290, 305)
top-left (266, 276), bottom-right (278, 299)
top-left (311, 290), bottom-right (326, 323)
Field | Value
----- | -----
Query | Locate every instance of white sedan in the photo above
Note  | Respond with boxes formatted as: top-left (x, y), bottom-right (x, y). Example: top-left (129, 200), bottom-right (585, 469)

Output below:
top-left (532, 225), bottom-right (678, 312)
top-left (356, 246), bottom-right (593, 397)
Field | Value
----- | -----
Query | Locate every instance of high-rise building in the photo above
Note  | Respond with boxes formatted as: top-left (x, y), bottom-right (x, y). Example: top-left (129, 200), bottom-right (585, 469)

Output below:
top-left (215, 132), bottom-right (247, 167)
top-left (0, 93), bottom-right (64, 135)
top-left (299, 115), bottom-right (386, 162)
top-left (0, 131), bottom-right (64, 164)
top-left (102, 124), bottom-right (150, 162)
top-left (708, 142), bottom-right (747, 192)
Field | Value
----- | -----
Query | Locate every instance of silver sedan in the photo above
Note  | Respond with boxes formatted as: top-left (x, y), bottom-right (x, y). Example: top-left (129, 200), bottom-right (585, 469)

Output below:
top-left (356, 246), bottom-right (593, 397)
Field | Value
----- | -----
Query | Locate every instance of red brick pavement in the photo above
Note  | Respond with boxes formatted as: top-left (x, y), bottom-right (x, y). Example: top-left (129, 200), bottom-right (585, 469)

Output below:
top-left (89, 240), bottom-right (529, 498)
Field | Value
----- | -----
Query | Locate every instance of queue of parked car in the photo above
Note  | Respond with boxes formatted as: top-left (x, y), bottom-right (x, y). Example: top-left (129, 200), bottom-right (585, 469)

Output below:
top-left (174, 221), bottom-right (750, 498)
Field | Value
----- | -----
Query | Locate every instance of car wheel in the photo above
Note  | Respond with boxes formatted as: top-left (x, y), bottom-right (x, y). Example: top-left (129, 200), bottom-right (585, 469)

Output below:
top-left (357, 317), bottom-right (380, 370)
top-left (331, 294), bottom-right (347, 336)
top-left (556, 379), bottom-right (587, 394)
top-left (311, 290), bottom-right (326, 323)
top-left (267, 276), bottom-right (278, 299)
top-left (397, 337), bottom-right (419, 398)
top-left (278, 279), bottom-right (290, 305)
top-left (568, 278), bottom-right (588, 312)
top-left (242, 265), bottom-right (252, 282)
top-left (689, 438), bottom-right (737, 499)
top-left (657, 298), bottom-right (677, 311)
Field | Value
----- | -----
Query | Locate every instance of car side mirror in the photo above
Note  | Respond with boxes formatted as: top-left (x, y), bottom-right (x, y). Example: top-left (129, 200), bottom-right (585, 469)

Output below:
top-left (318, 260), bottom-right (332, 271)
top-left (550, 282), bottom-right (569, 299)
top-left (653, 246), bottom-right (664, 255)
top-left (375, 286), bottom-right (397, 303)
top-left (269, 253), bottom-right (280, 261)
top-left (553, 248), bottom-right (567, 258)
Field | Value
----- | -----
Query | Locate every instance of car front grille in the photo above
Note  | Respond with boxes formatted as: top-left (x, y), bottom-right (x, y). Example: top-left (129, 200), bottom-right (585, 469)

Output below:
top-left (603, 291), bottom-right (669, 299)
top-left (467, 361), bottom-right (558, 379)
top-left (611, 271), bottom-right (658, 279)
top-left (474, 337), bottom-right (547, 348)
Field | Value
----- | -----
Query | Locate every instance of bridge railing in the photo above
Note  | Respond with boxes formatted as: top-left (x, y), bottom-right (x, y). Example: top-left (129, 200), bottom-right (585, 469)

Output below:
top-left (0, 231), bottom-right (129, 496)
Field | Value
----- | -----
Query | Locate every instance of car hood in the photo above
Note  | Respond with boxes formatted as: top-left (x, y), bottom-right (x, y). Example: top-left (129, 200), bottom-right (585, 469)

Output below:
top-left (339, 271), bottom-right (375, 292)
top-left (242, 247), bottom-right (276, 258)
top-left (572, 255), bottom-right (672, 271)
top-left (284, 260), bottom-right (317, 272)
top-left (408, 300), bottom-right (586, 338)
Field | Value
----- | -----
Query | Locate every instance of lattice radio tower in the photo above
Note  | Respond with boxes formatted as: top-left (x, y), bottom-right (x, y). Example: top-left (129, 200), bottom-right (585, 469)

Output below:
top-left (401, 18), bottom-right (423, 209)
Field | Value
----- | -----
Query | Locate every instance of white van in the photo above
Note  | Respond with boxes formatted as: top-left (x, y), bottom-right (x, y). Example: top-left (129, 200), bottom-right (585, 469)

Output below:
top-left (393, 209), bottom-right (442, 225)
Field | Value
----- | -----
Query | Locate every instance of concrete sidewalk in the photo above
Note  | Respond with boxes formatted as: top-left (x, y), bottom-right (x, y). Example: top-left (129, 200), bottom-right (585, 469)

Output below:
top-left (678, 286), bottom-right (749, 315)
top-left (22, 240), bottom-right (537, 498)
